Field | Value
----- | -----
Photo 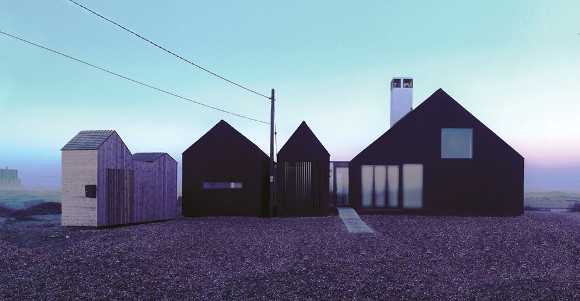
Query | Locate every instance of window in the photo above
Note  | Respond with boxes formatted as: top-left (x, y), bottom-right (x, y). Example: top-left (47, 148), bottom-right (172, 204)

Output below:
top-left (85, 185), bottom-right (97, 198)
top-left (361, 165), bottom-right (400, 208)
top-left (402, 164), bottom-right (423, 209)
top-left (441, 128), bottom-right (473, 159)
top-left (202, 182), bottom-right (243, 189)
top-left (391, 78), bottom-right (401, 89)
top-left (403, 78), bottom-right (413, 88)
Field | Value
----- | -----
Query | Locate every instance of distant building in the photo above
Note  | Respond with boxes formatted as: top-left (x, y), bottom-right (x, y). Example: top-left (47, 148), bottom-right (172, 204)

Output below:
top-left (61, 130), bottom-right (177, 227)
top-left (0, 167), bottom-right (22, 189)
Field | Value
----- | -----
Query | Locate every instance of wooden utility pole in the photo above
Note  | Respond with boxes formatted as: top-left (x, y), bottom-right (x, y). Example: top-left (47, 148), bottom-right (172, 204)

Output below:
top-left (269, 89), bottom-right (275, 217)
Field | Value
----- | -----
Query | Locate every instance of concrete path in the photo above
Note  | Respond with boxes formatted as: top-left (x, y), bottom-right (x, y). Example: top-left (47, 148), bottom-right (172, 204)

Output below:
top-left (337, 207), bottom-right (374, 233)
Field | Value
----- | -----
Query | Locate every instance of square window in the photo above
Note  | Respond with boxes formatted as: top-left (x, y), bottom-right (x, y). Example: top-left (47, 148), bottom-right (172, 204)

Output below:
top-left (85, 185), bottom-right (97, 198)
top-left (441, 128), bottom-right (473, 159)
top-left (391, 79), bottom-right (401, 89)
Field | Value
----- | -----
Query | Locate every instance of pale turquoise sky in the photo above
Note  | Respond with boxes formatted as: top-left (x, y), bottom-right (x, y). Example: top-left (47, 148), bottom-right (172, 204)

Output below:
top-left (1, 1), bottom-right (579, 191)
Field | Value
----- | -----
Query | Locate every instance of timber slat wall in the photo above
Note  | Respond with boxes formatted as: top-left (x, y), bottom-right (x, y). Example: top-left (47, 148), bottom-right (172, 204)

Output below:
top-left (276, 121), bottom-right (330, 216)
top-left (97, 132), bottom-right (134, 226)
top-left (349, 89), bottom-right (524, 216)
top-left (62, 131), bottom-right (177, 227)
top-left (61, 150), bottom-right (99, 226)
top-left (182, 120), bottom-right (269, 217)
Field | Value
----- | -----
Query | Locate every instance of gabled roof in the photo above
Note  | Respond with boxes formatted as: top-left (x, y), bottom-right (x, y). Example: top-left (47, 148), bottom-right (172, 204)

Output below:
top-left (183, 120), bottom-right (268, 158)
top-left (61, 130), bottom-right (116, 150)
top-left (351, 88), bottom-right (522, 163)
top-left (277, 121), bottom-right (329, 160)
top-left (132, 152), bottom-right (166, 162)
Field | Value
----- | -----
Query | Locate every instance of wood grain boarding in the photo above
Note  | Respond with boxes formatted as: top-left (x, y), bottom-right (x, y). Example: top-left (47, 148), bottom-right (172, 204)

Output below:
top-left (182, 120), bottom-right (269, 217)
top-left (61, 131), bottom-right (177, 227)
top-left (276, 122), bottom-right (330, 217)
top-left (61, 150), bottom-right (99, 226)
top-left (349, 89), bottom-right (524, 216)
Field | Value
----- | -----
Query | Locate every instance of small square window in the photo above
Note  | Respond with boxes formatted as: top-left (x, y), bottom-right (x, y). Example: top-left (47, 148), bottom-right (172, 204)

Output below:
top-left (441, 128), bottom-right (473, 159)
top-left (391, 79), bottom-right (401, 89)
top-left (85, 185), bottom-right (97, 198)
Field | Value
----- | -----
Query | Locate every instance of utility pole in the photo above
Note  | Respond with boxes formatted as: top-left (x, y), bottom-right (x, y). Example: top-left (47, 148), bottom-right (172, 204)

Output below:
top-left (269, 89), bottom-right (275, 217)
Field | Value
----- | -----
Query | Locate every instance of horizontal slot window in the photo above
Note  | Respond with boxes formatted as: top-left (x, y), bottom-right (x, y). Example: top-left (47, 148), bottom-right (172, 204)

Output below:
top-left (202, 182), bottom-right (243, 189)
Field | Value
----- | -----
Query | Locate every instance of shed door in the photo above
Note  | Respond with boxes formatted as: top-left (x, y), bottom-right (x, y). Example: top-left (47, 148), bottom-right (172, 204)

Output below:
top-left (106, 169), bottom-right (135, 225)
top-left (334, 167), bottom-right (349, 206)
top-left (282, 161), bottom-right (321, 213)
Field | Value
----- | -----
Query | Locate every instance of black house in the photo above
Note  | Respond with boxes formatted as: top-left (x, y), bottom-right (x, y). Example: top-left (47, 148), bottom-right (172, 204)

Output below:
top-left (349, 89), bottom-right (524, 215)
top-left (182, 120), bottom-right (269, 217)
top-left (276, 121), bottom-right (330, 216)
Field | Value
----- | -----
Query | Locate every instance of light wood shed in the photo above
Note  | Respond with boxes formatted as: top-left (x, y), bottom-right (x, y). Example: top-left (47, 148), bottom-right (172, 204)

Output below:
top-left (61, 130), bottom-right (177, 227)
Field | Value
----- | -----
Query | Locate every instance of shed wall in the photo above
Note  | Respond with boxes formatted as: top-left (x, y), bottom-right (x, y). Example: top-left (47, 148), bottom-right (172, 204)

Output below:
top-left (182, 121), bottom-right (269, 217)
top-left (61, 150), bottom-right (98, 226)
top-left (133, 155), bottom-right (178, 222)
top-left (276, 122), bottom-right (330, 216)
top-left (97, 133), bottom-right (134, 226)
top-left (349, 89), bottom-right (523, 216)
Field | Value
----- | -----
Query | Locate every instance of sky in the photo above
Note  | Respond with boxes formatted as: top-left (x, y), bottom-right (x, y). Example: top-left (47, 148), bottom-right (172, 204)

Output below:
top-left (0, 0), bottom-right (579, 192)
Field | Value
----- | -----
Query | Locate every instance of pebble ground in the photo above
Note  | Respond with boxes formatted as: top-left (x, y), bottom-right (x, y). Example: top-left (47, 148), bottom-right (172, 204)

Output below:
top-left (0, 212), bottom-right (578, 300)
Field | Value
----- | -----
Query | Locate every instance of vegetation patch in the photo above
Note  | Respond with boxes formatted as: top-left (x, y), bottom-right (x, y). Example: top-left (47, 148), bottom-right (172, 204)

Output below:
top-left (570, 202), bottom-right (580, 213)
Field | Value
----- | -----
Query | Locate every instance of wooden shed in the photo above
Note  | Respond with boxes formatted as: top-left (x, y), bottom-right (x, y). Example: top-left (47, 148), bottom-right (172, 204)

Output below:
top-left (61, 130), bottom-right (177, 227)
top-left (182, 120), bottom-right (269, 217)
top-left (349, 89), bottom-right (524, 215)
top-left (276, 121), bottom-right (330, 216)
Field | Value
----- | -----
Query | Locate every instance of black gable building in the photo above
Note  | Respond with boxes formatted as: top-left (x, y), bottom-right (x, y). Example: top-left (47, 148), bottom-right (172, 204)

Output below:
top-left (182, 120), bottom-right (269, 217)
top-left (276, 121), bottom-right (330, 216)
top-left (349, 89), bottom-right (524, 215)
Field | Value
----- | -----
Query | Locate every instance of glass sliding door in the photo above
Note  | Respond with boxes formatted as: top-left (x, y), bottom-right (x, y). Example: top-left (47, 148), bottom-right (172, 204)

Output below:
top-left (374, 166), bottom-right (387, 207)
top-left (402, 164), bottom-right (423, 209)
top-left (387, 165), bottom-right (399, 208)
top-left (361, 165), bottom-right (373, 207)
top-left (335, 167), bottom-right (349, 206)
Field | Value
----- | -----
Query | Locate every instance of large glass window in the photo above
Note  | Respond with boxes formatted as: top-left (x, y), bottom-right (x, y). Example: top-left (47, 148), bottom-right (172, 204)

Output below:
top-left (361, 165), bottom-right (373, 207)
top-left (402, 164), bottom-right (423, 209)
top-left (374, 166), bottom-right (387, 207)
top-left (387, 166), bottom-right (399, 208)
top-left (441, 128), bottom-right (473, 159)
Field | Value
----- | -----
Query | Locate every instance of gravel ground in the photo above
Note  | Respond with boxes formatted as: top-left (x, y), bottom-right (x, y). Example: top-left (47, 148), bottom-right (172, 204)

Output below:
top-left (0, 212), bottom-right (578, 300)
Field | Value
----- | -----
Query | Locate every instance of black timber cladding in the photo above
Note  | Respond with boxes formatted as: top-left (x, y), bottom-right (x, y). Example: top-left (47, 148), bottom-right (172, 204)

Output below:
top-left (276, 121), bottom-right (330, 216)
top-left (182, 120), bottom-right (269, 217)
top-left (349, 89), bottom-right (524, 216)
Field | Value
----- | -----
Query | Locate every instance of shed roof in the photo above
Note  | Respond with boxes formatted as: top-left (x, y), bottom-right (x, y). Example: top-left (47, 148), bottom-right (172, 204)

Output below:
top-left (61, 130), bottom-right (116, 150)
top-left (277, 121), bottom-right (329, 161)
top-left (351, 88), bottom-right (523, 163)
top-left (183, 120), bottom-right (268, 158)
top-left (132, 152), bottom-right (166, 162)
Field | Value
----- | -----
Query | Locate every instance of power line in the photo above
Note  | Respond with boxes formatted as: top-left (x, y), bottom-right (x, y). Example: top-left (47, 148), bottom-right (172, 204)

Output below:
top-left (69, 0), bottom-right (270, 100)
top-left (0, 30), bottom-right (269, 125)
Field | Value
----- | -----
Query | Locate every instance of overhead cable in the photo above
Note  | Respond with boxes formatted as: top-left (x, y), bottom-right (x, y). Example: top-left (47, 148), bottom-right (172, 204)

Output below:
top-left (0, 30), bottom-right (270, 125)
top-left (69, 0), bottom-right (271, 100)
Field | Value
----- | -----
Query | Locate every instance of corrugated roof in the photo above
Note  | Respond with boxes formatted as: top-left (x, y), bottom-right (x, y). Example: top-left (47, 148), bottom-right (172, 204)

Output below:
top-left (61, 130), bottom-right (116, 150)
top-left (132, 152), bottom-right (166, 162)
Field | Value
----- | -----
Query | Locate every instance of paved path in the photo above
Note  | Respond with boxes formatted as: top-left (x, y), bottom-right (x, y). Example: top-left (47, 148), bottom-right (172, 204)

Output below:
top-left (337, 207), bottom-right (374, 233)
